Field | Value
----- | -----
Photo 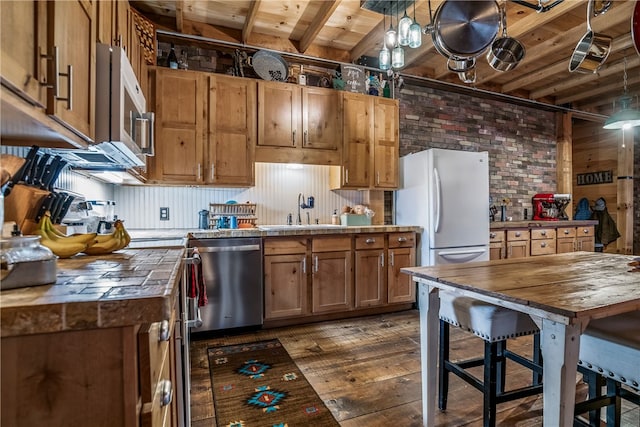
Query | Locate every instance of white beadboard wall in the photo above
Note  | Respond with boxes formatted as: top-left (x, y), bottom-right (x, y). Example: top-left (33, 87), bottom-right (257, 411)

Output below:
top-left (115, 163), bottom-right (366, 229)
top-left (2, 146), bottom-right (366, 229)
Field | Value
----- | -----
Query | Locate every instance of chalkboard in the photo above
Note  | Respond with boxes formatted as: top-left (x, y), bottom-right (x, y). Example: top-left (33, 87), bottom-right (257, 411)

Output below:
top-left (341, 64), bottom-right (366, 94)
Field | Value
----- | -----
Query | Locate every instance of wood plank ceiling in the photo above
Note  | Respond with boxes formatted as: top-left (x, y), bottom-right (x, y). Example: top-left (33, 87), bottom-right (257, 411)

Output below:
top-left (131, 0), bottom-right (640, 120)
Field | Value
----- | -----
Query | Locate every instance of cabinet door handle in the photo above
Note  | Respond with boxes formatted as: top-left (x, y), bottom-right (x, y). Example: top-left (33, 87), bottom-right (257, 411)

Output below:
top-left (197, 164), bottom-right (202, 180)
top-left (582, 228), bottom-right (589, 234)
top-left (380, 253), bottom-right (384, 267)
top-left (158, 320), bottom-right (171, 342)
top-left (490, 233), bottom-right (496, 239)
top-left (304, 130), bottom-right (308, 145)
top-left (390, 251), bottom-right (394, 266)
top-left (365, 238), bottom-right (376, 244)
top-left (376, 171), bottom-right (380, 185)
top-left (314, 255), bottom-right (319, 273)
top-left (292, 130), bottom-right (296, 146)
top-left (302, 257), bottom-right (306, 274)
top-left (211, 163), bottom-right (215, 181)
top-left (160, 380), bottom-right (173, 407)
top-left (345, 168), bottom-right (349, 184)
top-left (564, 229), bottom-right (570, 235)
top-left (57, 64), bottom-right (72, 110)
top-left (397, 237), bottom-right (407, 243)
top-left (39, 46), bottom-right (57, 91)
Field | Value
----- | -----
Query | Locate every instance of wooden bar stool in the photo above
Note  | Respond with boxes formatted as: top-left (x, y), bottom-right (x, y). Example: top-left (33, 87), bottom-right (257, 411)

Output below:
top-left (574, 310), bottom-right (640, 427)
top-left (438, 292), bottom-right (543, 427)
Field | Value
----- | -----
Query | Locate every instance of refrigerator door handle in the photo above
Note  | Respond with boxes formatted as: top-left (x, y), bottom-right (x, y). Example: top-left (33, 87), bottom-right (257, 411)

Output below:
top-left (434, 167), bottom-right (442, 232)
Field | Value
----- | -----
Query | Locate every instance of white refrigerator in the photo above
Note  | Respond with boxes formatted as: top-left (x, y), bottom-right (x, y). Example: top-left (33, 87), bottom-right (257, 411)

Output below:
top-left (395, 148), bottom-right (490, 266)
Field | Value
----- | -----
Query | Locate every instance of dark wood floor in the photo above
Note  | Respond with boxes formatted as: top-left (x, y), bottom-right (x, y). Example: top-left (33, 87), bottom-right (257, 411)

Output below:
top-left (188, 310), bottom-right (639, 426)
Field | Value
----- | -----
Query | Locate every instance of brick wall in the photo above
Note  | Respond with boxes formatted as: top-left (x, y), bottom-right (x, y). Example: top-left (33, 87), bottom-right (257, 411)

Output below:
top-left (396, 83), bottom-right (557, 221)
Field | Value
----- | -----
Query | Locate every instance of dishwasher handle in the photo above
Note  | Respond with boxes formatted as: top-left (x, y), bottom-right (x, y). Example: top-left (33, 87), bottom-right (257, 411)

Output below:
top-left (195, 244), bottom-right (261, 253)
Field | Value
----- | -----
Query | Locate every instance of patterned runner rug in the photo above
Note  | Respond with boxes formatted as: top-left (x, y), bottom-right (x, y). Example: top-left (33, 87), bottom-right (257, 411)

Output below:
top-left (208, 338), bottom-right (339, 427)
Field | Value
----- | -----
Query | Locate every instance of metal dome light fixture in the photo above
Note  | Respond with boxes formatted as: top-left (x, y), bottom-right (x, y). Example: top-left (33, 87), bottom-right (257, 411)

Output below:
top-left (603, 57), bottom-right (640, 130)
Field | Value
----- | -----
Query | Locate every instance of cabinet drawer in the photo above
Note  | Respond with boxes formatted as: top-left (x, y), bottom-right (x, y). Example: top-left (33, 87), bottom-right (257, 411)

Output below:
top-left (312, 236), bottom-right (351, 252)
top-left (264, 237), bottom-right (307, 255)
top-left (141, 348), bottom-right (172, 427)
top-left (531, 228), bottom-right (556, 240)
top-left (507, 230), bottom-right (530, 241)
top-left (355, 234), bottom-right (385, 250)
top-left (388, 232), bottom-right (415, 248)
top-left (576, 226), bottom-right (594, 237)
top-left (139, 314), bottom-right (174, 404)
top-left (489, 230), bottom-right (505, 243)
top-left (557, 227), bottom-right (576, 238)
top-left (531, 239), bottom-right (556, 256)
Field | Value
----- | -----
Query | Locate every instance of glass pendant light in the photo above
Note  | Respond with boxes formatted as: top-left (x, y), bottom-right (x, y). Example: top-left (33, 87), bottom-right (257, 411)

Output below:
top-left (385, 3), bottom-right (397, 49)
top-left (379, 9), bottom-right (391, 70)
top-left (391, 3), bottom-right (405, 68)
top-left (409, 0), bottom-right (422, 48)
top-left (603, 58), bottom-right (640, 130)
top-left (398, 0), bottom-right (412, 46)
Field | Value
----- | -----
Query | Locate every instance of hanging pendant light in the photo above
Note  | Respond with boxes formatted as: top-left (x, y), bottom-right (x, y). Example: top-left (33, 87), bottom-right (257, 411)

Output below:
top-left (385, 2), bottom-right (397, 48)
top-left (392, 2), bottom-right (405, 68)
top-left (379, 8), bottom-right (391, 70)
top-left (409, 0), bottom-right (422, 48)
top-left (603, 57), bottom-right (640, 130)
top-left (398, 0), bottom-right (412, 46)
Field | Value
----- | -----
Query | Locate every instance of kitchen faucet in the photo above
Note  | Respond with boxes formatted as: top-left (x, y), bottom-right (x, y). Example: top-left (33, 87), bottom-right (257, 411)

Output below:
top-left (297, 193), bottom-right (304, 225)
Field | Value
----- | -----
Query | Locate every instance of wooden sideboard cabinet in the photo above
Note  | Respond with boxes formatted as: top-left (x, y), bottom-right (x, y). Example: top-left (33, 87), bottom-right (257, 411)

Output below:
top-left (489, 230), bottom-right (506, 260)
top-left (506, 229), bottom-right (530, 258)
top-left (530, 228), bottom-right (556, 256)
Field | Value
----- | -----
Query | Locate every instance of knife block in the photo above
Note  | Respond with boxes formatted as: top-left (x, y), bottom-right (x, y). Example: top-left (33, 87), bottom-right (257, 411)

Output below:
top-left (3, 184), bottom-right (50, 234)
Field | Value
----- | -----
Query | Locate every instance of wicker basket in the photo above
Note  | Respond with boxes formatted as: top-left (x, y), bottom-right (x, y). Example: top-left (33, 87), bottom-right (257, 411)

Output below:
top-left (209, 203), bottom-right (257, 228)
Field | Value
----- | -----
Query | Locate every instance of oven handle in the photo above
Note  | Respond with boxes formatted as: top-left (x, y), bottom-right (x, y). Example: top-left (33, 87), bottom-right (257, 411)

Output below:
top-left (182, 252), bottom-right (202, 328)
top-left (195, 244), bottom-right (260, 253)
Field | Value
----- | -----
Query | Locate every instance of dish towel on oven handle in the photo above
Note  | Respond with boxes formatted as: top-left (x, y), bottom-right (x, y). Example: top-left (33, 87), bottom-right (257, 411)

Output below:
top-left (188, 248), bottom-right (208, 307)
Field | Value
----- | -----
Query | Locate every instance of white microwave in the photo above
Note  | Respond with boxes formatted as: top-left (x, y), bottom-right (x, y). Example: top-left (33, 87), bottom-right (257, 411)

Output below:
top-left (95, 43), bottom-right (154, 163)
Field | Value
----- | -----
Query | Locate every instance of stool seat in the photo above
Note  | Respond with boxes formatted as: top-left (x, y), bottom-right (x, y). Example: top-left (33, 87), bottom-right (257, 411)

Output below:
top-left (579, 311), bottom-right (640, 390)
top-left (438, 291), bottom-right (543, 427)
top-left (439, 292), bottom-right (539, 342)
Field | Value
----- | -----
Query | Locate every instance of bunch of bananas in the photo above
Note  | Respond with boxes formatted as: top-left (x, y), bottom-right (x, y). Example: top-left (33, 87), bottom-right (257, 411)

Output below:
top-left (33, 212), bottom-right (97, 258)
top-left (82, 220), bottom-right (131, 255)
top-left (33, 212), bottom-right (131, 258)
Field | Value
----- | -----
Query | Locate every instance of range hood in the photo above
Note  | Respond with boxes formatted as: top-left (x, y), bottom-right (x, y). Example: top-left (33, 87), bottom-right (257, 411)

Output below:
top-left (48, 141), bottom-right (145, 171)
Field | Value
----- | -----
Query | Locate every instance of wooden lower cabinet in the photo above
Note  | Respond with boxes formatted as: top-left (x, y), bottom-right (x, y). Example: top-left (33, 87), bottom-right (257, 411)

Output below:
top-left (264, 237), bottom-right (308, 320)
top-left (312, 236), bottom-right (353, 314)
top-left (506, 230), bottom-right (530, 258)
top-left (0, 309), bottom-right (177, 427)
top-left (530, 228), bottom-right (556, 256)
top-left (387, 232), bottom-right (417, 304)
top-left (355, 234), bottom-right (385, 308)
top-left (557, 226), bottom-right (577, 253)
top-left (489, 231), bottom-right (506, 260)
top-left (576, 226), bottom-right (595, 252)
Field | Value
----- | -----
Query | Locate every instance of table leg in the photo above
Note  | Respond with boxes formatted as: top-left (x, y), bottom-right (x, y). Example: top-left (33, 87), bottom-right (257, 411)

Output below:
top-left (541, 318), bottom-right (582, 426)
top-left (418, 282), bottom-right (440, 427)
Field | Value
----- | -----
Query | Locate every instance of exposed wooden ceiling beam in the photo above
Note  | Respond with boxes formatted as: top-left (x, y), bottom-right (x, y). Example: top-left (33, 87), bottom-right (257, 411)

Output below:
top-left (299, 0), bottom-right (341, 53)
top-left (175, 0), bottom-right (184, 32)
top-left (242, 0), bottom-right (261, 44)
top-left (531, 56), bottom-right (640, 100)
top-left (561, 75), bottom-right (640, 106)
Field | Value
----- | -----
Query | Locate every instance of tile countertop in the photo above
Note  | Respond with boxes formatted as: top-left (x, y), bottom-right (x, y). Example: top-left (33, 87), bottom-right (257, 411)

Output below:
top-left (0, 248), bottom-right (185, 338)
top-left (490, 220), bottom-right (598, 229)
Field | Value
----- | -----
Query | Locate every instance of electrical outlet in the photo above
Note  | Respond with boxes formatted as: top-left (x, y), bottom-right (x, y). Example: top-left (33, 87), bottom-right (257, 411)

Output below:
top-left (160, 207), bottom-right (169, 221)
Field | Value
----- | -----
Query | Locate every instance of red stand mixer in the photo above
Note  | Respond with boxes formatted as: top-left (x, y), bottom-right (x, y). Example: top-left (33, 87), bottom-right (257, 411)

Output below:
top-left (532, 193), bottom-right (571, 220)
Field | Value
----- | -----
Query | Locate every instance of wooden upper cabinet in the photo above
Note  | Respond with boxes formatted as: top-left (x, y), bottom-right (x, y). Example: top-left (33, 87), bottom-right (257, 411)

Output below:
top-left (0, 0), bottom-right (48, 107)
top-left (258, 81), bottom-right (299, 148)
top-left (150, 68), bottom-right (205, 183)
top-left (302, 87), bottom-right (342, 150)
top-left (151, 70), bottom-right (255, 187)
top-left (208, 74), bottom-right (256, 186)
top-left (45, 0), bottom-right (95, 140)
top-left (373, 97), bottom-right (399, 189)
top-left (256, 81), bottom-right (342, 165)
top-left (331, 92), bottom-right (373, 189)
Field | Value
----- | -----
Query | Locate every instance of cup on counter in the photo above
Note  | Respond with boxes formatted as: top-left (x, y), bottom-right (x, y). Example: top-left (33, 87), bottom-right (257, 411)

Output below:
top-left (229, 216), bottom-right (238, 229)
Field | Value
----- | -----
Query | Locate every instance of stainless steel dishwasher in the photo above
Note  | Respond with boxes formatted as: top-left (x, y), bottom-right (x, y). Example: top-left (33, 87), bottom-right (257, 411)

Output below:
top-left (188, 237), bottom-right (263, 332)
